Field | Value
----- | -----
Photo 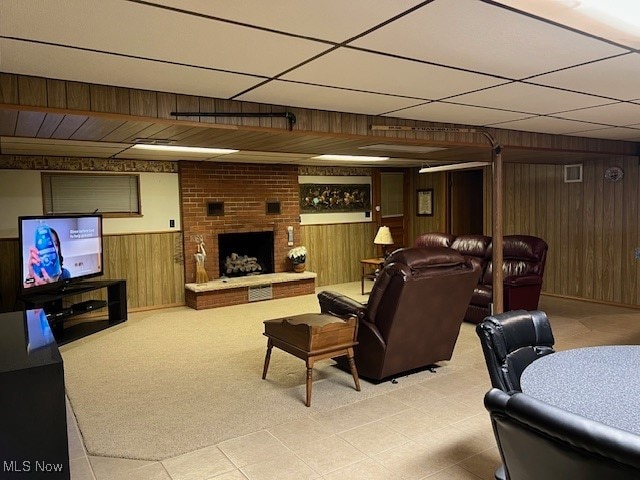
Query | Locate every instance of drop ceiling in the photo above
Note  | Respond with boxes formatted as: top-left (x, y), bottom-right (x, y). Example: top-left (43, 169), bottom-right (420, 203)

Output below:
top-left (1, 0), bottom-right (639, 166)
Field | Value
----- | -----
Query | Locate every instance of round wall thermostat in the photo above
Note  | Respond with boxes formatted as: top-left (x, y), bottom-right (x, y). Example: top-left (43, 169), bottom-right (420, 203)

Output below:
top-left (604, 166), bottom-right (624, 183)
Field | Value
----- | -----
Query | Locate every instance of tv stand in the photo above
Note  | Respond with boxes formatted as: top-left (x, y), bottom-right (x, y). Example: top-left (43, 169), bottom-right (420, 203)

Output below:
top-left (19, 280), bottom-right (127, 345)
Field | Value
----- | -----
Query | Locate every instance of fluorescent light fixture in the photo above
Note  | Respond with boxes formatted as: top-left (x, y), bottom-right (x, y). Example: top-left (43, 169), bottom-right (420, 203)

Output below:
top-left (132, 138), bottom-right (174, 145)
top-left (419, 161), bottom-right (491, 173)
top-left (359, 144), bottom-right (447, 154)
top-left (131, 144), bottom-right (239, 154)
top-left (575, 0), bottom-right (640, 35)
top-left (312, 154), bottom-right (389, 161)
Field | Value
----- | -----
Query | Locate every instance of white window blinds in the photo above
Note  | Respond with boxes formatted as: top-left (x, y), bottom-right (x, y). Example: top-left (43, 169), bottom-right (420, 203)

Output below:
top-left (42, 173), bottom-right (140, 215)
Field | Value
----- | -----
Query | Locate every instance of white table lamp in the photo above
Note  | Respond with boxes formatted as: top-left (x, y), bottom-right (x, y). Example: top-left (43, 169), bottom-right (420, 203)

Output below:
top-left (374, 226), bottom-right (394, 258)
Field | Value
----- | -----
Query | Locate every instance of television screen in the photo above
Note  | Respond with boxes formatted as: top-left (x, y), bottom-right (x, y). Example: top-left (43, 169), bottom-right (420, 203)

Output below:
top-left (19, 214), bottom-right (103, 293)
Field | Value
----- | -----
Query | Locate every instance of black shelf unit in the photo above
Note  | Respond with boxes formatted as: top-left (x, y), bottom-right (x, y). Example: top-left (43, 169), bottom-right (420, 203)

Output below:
top-left (0, 310), bottom-right (70, 479)
top-left (19, 280), bottom-right (127, 345)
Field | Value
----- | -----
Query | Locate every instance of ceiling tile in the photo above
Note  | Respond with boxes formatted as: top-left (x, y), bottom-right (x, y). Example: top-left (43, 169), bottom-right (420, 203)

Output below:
top-left (0, 0), bottom-right (329, 77)
top-left (486, 116), bottom-right (602, 135)
top-left (450, 83), bottom-right (611, 115)
top-left (282, 48), bottom-right (506, 100)
top-left (145, 0), bottom-right (424, 42)
top-left (0, 39), bottom-right (263, 100)
top-left (349, 0), bottom-right (627, 79)
top-left (498, 0), bottom-right (640, 49)
top-left (551, 102), bottom-right (640, 126)
top-left (236, 80), bottom-right (422, 115)
top-left (385, 102), bottom-right (531, 126)
top-left (531, 54), bottom-right (640, 100)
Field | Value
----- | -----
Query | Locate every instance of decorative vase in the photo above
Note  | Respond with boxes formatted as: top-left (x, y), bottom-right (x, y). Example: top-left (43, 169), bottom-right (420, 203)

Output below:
top-left (293, 262), bottom-right (306, 273)
top-left (194, 253), bottom-right (209, 284)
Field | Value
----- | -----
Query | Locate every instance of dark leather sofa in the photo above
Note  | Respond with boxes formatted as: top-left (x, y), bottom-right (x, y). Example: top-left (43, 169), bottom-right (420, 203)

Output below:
top-left (317, 246), bottom-right (480, 381)
top-left (414, 233), bottom-right (548, 324)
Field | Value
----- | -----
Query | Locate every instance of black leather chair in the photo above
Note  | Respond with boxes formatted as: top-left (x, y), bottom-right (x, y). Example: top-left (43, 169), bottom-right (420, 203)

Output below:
top-left (485, 388), bottom-right (640, 479)
top-left (476, 310), bottom-right (555, 392)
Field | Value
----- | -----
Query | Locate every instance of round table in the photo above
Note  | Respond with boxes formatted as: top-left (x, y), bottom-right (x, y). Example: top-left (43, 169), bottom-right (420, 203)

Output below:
top-left (521, 345), bottom-right (640, 435)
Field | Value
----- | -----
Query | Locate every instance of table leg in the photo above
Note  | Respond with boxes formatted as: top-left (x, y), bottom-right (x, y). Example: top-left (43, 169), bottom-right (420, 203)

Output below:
top-left (262, 338), bottom-right (273, 379)
top-left (347, 348), bottom-right (361, 392)
top-left (305, 363), bottom-right (313, 407)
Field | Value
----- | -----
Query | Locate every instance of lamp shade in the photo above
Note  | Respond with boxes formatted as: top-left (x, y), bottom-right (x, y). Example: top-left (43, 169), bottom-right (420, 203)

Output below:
top-left (374, 226), bottom-right (394, 246)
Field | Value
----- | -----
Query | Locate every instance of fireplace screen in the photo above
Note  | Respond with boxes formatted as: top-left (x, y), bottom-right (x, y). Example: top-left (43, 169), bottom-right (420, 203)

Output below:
top-left (218, 231), bottom-right (274, 278)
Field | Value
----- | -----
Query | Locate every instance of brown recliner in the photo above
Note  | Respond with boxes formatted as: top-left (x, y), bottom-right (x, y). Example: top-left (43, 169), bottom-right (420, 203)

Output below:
top-left (317, 246), bottom-right (481, 381)
top-left (468, 235), bottom-right (548, 324)
top-left (415, 233), bottom-right (548, 324)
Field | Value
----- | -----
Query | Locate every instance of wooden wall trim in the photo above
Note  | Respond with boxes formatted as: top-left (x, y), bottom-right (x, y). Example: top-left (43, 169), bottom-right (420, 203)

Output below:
top-left (1, 73), bottom-right (637, 156)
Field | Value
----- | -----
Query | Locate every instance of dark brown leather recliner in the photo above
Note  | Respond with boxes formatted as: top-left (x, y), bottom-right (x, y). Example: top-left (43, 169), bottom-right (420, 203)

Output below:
top-left (415, 233), bottom-right (548, 324)
top-left (317, 246), bottom-right (481, 381)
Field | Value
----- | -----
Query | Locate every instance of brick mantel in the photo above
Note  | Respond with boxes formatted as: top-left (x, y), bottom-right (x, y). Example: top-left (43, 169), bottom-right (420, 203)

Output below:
top-left (180, 161), bottom-right (301, 286)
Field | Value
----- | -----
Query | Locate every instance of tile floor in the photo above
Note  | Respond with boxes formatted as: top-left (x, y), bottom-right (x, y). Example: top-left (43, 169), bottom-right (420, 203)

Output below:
top-left (65, 284), bottom-right (640, 480)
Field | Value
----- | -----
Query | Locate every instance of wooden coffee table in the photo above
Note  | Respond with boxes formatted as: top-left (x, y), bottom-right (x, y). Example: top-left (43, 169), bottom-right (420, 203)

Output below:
top-left (262, 313), bottom-right (360, 407)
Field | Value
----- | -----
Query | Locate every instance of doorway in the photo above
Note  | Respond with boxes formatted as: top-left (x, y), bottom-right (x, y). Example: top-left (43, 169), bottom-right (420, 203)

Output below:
top-left (379, 171), bottom-right (407, 251)
top-left (448, 169), bottom-right (484, 235)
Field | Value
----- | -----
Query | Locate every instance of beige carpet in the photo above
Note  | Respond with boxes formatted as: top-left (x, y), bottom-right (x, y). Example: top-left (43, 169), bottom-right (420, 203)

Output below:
top-left (61, 282), bottom-right (468, 461)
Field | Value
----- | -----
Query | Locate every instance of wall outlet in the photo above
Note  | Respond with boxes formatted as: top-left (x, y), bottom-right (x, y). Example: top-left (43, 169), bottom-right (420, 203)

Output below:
top-left (169, 219), bottom-right (175, 228)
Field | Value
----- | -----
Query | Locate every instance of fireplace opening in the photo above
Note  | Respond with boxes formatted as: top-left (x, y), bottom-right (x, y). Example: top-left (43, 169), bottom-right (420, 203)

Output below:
top-left (218, 231), bottom-right (274, 278)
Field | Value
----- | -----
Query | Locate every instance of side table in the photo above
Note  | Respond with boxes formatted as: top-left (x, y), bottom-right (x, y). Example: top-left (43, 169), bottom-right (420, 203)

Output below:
top-left (360, 258), bottom-right (385, 295)
top-left (262, 313), bottom-right (360, 407)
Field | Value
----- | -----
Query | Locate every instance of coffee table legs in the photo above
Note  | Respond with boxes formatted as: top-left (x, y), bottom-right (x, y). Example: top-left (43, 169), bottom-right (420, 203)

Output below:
top-left (262, 337), bottom-right (361, 407)
top-left (347, 348), bottom-right (361, 392)
top-left (306, 363), bottom-right (313, 407)
top-left (262, 339), bottom-right (273, 380)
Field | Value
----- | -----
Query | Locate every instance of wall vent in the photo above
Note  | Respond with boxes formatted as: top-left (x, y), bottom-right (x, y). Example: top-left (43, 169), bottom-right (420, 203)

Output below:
top-left (564, 164), bottom-right (583, 183)
top-left (266, 200), bottom-right (281, 215)
top-left (248, 284), bottom-right (273, 302)
top-left (207, 201), bottom-right (224, 216)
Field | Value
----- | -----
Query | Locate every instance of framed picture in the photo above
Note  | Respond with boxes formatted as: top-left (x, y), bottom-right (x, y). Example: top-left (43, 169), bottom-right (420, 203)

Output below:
top-left (417, 189), bottom-right (433, 216)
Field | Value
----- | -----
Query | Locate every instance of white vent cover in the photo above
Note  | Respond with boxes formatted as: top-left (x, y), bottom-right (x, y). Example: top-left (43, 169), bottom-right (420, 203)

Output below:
top-left (248, 284), bottom-right (273, 302)
top-left (564, 164), bottom-right (583, 183)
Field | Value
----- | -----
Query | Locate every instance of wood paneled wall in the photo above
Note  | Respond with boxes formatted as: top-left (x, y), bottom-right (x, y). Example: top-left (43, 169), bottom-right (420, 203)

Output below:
top-left (1, 73), bottom-right (637, 157)
top-left (408, 170), bottom-right (448, 243)
top-left (0, 232), bottom-right (184, 313)
top-left (497, 158), bottom-right (639, 306)
top-left (416, 159), bottom-right (640, 308)
top-left (301, 222), bottom-right (377, 287)
top-left (0, 239), bottom-right (20, 311)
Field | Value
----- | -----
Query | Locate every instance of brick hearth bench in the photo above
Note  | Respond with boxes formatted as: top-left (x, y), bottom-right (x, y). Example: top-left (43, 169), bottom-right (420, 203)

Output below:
top-left (185, 272), bottom-right (317, 310)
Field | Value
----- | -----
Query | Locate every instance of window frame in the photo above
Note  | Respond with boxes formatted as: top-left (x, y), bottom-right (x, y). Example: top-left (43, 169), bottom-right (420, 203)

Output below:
top-left (41, 172), bottom-right (142, 218)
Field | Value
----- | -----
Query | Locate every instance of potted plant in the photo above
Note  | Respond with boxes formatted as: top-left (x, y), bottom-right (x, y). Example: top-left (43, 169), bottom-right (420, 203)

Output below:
top-left (287, 246), bottom-right (307, 272)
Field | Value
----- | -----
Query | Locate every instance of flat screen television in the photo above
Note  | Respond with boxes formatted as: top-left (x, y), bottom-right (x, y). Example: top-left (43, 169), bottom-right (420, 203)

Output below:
top-left (19, 214), bottom-right (104, 295)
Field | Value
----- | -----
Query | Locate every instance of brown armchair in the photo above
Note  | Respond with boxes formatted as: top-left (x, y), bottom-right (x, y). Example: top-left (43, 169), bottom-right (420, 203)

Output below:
top-left (317, 246), bottom-right (481, 381)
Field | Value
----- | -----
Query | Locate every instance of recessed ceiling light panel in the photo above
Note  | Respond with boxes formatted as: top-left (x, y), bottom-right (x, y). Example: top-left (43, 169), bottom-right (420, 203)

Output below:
top-left (131, 144), bottom-right (239, 154)
top-left (359, 144), bottom-right (447, 154)
top-left (419, 161), bottom-right (491, 173)
top-left (312, 154), bottom-right (389, 161)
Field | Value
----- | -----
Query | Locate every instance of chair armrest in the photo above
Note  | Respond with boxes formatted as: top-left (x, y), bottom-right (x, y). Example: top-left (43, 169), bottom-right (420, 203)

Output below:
top-left (504, 274), bottom-right (542, 287)
top-left (317, 290), bottom-right (366, 320)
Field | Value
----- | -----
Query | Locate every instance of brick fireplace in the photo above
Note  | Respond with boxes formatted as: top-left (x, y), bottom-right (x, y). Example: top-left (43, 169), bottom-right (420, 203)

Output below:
top-left (180, 161), bottom-right (315, 308)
